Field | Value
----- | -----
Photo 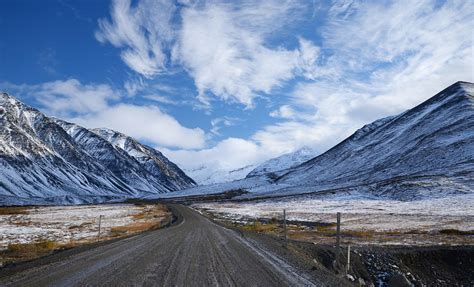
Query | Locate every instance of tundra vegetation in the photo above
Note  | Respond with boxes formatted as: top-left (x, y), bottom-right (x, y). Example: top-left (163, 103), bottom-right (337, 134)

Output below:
top-left (0, 204), bottom-right (172, 266)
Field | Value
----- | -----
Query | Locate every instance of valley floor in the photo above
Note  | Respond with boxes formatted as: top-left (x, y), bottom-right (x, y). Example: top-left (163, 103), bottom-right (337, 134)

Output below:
top-left (0, 203), bottom-right (171, 266)
top-left (193, 193), bottom-right (474, 246)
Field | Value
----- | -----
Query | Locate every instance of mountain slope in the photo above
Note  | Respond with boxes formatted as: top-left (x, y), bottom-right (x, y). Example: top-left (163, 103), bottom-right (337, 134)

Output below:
top-left (0, 93), bottom-right (134, 204)
top-left (0, 93), bottom-right (195, 204)
top-left (54, 119), bottom-right (173, 193)
top-left (92, 128), bottom-right (196, 190)
top-left (246, 146), bottom-right (319, 178)
top-left (275, 81), bottom-right (474, 199)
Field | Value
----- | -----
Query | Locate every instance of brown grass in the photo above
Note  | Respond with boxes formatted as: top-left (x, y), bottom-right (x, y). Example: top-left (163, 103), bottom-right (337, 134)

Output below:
top-left (110, 221), bottom-right (162, 235)
top-left (234, 219), bottom-right (378, 242)
top-left (11, 220), bottom-right (33, 227)
top-left (0, 206), bottom-right (30, 215)
top-left (0, 204), bottom-right (173, 266)
top-left (4, 240), bottom-right (58, 261)
top-left (109, 204), bottom-right (172, 237)
top-left (132, 213), bottom-right (146, 220)
top-left (241, 221), bottom-right (279, 233)
top-left (439, 229), bottom-right (474, 235)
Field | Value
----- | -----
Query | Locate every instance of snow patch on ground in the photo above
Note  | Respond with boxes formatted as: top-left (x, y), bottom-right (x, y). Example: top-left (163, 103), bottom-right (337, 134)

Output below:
top-left (0, 204), bottom-right (159, 249)
top-left (194, 193), bottom-right (474, 232)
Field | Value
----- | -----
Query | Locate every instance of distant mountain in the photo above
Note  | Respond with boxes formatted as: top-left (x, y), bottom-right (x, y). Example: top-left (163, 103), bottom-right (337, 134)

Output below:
top-left (185, 164), bottom-right (257, 185)
top-left (274, 81), bottom-right (474, 199)
top-left (246, 146), bottom-right (319, 178)
top-left (0, 93), bottom-right (195, 205)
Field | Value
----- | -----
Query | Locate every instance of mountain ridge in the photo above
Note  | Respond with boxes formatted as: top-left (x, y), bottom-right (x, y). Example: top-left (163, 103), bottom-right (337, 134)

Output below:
top-left (0, 92), bottom-right (195, 204)
top-left (271, 81), bottom-right (474, 198)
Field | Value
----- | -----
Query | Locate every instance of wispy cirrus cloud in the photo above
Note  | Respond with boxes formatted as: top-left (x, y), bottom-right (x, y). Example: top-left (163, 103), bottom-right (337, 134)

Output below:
top-left (95, 0), bottom-right (176, 77)
top-left (96, 0), bottom-right (321, 107)
top-left (174, 1), bottom-right (320, 107)
top-left (257, 0), bottom-right (474, 157)
top-left (210, 117), bottom-right (241, 136)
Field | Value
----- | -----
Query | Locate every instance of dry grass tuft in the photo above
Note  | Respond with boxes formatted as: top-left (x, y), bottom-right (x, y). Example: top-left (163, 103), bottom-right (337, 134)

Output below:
top-left (109, 204), bottom-right (172, 237)
top-left (241, 221), bottom-right (279, 233)
top-left (4, 240), bottom-right (58, 260)
top-left (0, 206), bottom-right (30, 215)
top-left (110, 221), bottom-right (162, 235)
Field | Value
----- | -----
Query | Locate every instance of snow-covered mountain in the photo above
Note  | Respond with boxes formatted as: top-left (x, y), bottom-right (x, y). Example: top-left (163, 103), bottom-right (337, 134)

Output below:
top-left (274, 81), bottom-right (474, 199)
top-left (185, 164), bottom-right (257, 185)
top-left (246, 146), bottom-right (319, 178)
top-left (0, 93), bottom-right (195, 205)
top-left (92, 128), bottom-right (196, 190)
top-left (187, 146), bottom-right (319, 185)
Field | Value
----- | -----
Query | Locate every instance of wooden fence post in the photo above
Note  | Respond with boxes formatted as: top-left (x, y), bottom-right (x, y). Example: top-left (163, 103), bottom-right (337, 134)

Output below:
top-left (283, 209), bottom-right (287, 247)
top-left (97, 215), bottom-right (103, 242)
top-left (335, 212), bottom-right (341, 268)
top-left (346, 244), bottom-right (351, 274)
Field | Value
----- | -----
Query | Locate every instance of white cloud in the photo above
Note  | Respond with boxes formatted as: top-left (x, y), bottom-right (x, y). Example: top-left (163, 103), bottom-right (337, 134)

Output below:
top-left (256, 0), bottom-right (474, 161)
top-left (97, 0), bottom-right (321, 107)
top-left (324, 0), bottom-right (473, 77)
top-left (143, 94), bottom-right (177, 105)
top-left (175, 2), bottom-right (312, 107)
top-left (210, 117), bottom-right (239, 136)
top-left (9, 79), bottom-right (206, 150)
top-left (72, 104), bottom-right (205, 149)
top-left (162, 137), bottom-right (269, 171)
top-left (95, 0), bottom-right (175, 77)
top-left (34, 79), bottom-right (119, 116)
top-left (123, 76), bottom-right (147, 96)
top-left (269, 105), bottom-right (297, 120)
top-left (296, 38), bottom-right (322, 80)
top-left (252, 119), bottom-right (352, 156)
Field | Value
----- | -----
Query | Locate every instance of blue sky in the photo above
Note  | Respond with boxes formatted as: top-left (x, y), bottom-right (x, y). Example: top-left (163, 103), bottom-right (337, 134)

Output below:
top-left (1, 0), bottom-right (472, 176)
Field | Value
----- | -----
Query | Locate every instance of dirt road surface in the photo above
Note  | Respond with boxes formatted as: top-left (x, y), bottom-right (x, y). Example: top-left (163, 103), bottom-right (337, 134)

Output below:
top-left (0, 205), bottom-right (320, 286)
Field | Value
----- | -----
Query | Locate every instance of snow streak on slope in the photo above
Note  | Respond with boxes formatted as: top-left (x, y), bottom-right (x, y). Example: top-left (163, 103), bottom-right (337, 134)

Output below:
top-left (0, 93), bottom-right (195, 205)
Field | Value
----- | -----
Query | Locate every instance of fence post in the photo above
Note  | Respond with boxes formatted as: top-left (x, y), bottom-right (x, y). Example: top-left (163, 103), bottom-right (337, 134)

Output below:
top-left (283, 209), bottom-right (287, 247)
top-left (97, 215), bottom-right (103, 242)
top-left (335, 212), bottom-right (341, 268)
top-left (346, 244), bottom-right (351, 274)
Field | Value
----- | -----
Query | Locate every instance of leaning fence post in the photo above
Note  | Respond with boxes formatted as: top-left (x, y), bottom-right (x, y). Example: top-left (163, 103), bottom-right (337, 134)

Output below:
top-left (335, 212), bottom-right (341, 268)
top-left (283, 209), bottom-right (287, 247)
top-left (97, 215), bottom-right (103, 242)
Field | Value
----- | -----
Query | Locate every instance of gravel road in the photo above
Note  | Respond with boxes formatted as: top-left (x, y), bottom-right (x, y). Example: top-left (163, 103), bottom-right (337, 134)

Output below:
top-left (0, 204), bottom-right (320, 286)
